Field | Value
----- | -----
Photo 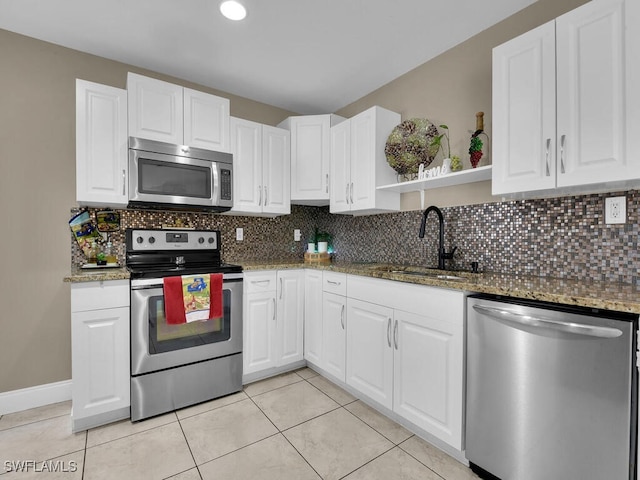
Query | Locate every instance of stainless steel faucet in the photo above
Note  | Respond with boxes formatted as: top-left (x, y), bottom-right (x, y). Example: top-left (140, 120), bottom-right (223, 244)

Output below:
top-left (418, 205), bottom-right (457, 269)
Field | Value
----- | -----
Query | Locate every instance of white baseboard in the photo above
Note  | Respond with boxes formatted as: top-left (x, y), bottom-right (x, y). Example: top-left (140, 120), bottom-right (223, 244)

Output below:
top-left (0, 380), bottom-right (72, 415)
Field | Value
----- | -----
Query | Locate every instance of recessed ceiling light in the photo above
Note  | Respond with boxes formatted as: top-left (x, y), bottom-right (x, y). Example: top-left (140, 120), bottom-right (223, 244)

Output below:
top-left (220, 1), bottom-right (247, 21)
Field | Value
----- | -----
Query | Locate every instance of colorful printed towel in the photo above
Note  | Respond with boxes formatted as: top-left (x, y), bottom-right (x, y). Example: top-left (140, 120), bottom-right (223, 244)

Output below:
top-left (163, 274), bottom-right (223, 325)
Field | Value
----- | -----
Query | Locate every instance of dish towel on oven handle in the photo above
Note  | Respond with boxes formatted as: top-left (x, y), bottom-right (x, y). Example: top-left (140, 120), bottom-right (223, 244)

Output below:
top-left (163, 274), bottom-right (223, 325)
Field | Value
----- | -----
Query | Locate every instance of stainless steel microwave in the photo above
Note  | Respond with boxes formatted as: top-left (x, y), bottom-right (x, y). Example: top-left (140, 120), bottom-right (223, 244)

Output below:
top-left (128, 137), bottom-right (233, 212)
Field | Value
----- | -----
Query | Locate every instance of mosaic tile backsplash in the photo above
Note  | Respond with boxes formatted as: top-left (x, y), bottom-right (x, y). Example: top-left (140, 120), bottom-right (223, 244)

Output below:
top-left (71, 189), bottom-right (640, 285)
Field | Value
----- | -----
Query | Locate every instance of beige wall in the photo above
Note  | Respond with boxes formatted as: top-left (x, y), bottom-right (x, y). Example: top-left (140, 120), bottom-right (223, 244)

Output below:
top-left (0, 0), bottom-right (590, 395)
top-left (336, 0), bottom-right (589, 210)
top-left (0, 29), bottom-right (294, 394)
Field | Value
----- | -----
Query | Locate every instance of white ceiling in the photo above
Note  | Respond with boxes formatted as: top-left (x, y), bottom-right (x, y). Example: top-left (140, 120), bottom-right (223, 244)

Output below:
top-left (0, 0), bottom-right (536, 114)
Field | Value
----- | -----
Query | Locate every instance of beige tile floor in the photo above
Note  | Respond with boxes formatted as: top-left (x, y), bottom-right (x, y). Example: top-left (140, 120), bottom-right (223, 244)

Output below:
top-left (0, 368), bottom-right (480, 480)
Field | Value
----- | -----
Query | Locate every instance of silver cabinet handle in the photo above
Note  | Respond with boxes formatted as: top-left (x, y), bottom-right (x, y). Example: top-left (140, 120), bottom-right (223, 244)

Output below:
top-left (272, 298), bottom-right (276, 321)
top-left (341, 304), bottom-right (345, 330)
top-left (279, 277), bottom-right (283, 299)
top-left (326, 173), bottom-right (329, 194)
top-left (393, 319), bottom-right (399, 350)
top-left (264, 186), bottom-right (268, 206)
top-left (258, 186), bottom-right (262, 206)
top-left (350, 182), bottom-right (354, 204)
top-left (387, 318), bottom-right (392, 347)
top-left (251, 279), bottom-right (270, 285)
top-left (122, 169), bottom-right (126, 195)
top-left (327, 280), bottom-right (341, 286)
top-left (346, 183), bottom-right (350, 204)
top-left (472, 305), bottom-right (622, 338)
top-left (560, 135), bottom-right (566, 174)
top-left (545, 138), bottom-right (551, 177)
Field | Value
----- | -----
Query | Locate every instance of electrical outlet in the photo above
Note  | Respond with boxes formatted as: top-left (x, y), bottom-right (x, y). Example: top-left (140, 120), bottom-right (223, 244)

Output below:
top-left (605, 196), bottom-right (626, 224)
top-left (294, 229), bottom-right (301, 241)
top-left (236, 227), bottom-right (244, 241)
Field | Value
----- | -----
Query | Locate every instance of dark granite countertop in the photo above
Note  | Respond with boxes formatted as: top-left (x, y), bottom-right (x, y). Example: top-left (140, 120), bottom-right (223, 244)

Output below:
top-left (63, 260), bottom-right (640, 314)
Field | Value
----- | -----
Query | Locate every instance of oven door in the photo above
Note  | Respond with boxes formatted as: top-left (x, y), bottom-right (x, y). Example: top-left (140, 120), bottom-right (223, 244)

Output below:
top-left (130, 273), bottom-right (243, 375)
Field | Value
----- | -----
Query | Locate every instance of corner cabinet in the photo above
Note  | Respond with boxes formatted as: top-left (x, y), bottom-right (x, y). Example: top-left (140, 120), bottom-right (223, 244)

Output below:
top-left (70, 280), bottom-right (130, 432)
top-left (127, 73), bottom-right (230, 152)
top-left (492, 0), bottom-right (640, 197)
top-left (243, 270), bottom-right (304, 381)
top-left (345, 275), bottom-right (465, 450)
top-left (75, 79), bottom-right (128, 207)
top-left (229, 117), bottom-right (290, 217)
top-left (278, 114), bottom-right (345, 206)
top-left (330, 106), bottom-right (401, 215)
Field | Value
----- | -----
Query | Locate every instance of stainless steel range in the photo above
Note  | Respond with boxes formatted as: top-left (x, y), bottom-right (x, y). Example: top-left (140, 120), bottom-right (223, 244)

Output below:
top-left (126, 228), bottom-right (243, 421)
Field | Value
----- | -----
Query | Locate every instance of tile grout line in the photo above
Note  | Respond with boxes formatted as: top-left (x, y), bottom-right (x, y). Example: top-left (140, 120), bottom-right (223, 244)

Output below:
top-left (395, 438), bottom-right (449, 480)
top-left (175, 413), bottom-right (203, 480)
top-left (81, 428), bottom-right (88, 480)
top-left (336, 443), bottom-right (398, 480)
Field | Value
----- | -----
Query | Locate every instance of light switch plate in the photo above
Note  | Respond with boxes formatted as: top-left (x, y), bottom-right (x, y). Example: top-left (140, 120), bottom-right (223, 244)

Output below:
top-left (605, 196), bottom-right (626, 224)
top-left (294, 229), bottom-right (301, 241)
top-left (236, 227), bottom-right (244, 241)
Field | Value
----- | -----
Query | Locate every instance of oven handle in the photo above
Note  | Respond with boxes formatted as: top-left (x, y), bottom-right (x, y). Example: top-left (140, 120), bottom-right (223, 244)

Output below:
top-left (131, 273), bottom-right (244, 290)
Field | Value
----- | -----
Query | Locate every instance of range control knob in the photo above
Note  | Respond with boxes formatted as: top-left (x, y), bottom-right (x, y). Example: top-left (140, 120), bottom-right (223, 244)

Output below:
top-left (148, 236), bottom-right (155, 244)
top-left (198, 237), bottom-right (205, 244)
top-left (136, 236), bottom-right (144, 244)
top-left (208, 237), bottom-right (215, 244)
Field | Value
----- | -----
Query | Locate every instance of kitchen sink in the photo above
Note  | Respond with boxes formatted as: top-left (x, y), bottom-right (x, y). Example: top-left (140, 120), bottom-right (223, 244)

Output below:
top-left (368, 265), bottom-right (469, 281)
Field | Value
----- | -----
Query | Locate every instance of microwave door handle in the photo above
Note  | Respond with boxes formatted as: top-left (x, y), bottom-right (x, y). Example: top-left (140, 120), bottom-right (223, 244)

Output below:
top-left (211, 164), bottom-right (220, 204)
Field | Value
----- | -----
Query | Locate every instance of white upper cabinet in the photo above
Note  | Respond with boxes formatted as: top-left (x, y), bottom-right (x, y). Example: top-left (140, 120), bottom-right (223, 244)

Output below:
top-left (330, 106), bottom-right (401, 215)
top-left (556, 0), bottom-right (633, 187)
top-left (76, 79), bottom-right (128, 207)
top-left (278, 114), bottom-right (345, 206)
top-left (493, 0), bottom-right (640, 197)
top-left (183, 87), bottom-right (230, 152)
top-left (127, 73), bottom-right (230, 151)
top-left (230, 117), bottom-right (290, 217)
top-left (492, 21), bottom-right (556, 195)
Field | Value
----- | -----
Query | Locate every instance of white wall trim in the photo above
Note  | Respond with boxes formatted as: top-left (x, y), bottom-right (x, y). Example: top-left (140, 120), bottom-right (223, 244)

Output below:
top-left (0, 380), bottom-right (72, 415)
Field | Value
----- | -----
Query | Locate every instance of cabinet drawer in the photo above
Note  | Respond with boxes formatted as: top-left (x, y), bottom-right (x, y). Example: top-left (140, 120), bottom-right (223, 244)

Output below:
top-left (323, 271), bottom-right (347, 295)
top-left (244, 271), bottom-right (278, 294)
top-left (71, 280), bottom-right (130, 312)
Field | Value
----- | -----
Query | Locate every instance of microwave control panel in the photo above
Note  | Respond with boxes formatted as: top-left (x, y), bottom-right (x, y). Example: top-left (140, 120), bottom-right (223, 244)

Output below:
top-left (220, 169), bottom-right (232, 201)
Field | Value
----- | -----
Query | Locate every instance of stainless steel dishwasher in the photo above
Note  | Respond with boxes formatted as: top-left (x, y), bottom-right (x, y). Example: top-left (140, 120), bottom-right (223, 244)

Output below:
top-left (466, 294), bottom-right (637, 480)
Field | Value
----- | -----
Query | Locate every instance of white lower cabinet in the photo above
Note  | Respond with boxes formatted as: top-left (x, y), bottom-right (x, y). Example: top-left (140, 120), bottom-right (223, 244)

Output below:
top-left (243, 270), bottom-right (304, 378)
top-left (346, 298), bottom-right (394, 408)
top-left (345, 275), bottom-right (465, 450)
top-left (71, 280), bottom-right (130, 432)
top-left (303, 270), bottom-right (323, 365)
top-left (393, 308), bottom-right (464, 449)
top-left (322, 292), bottom-right (347, 382)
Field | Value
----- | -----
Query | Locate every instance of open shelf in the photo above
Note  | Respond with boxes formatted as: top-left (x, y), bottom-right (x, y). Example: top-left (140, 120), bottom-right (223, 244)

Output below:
top-left (377, 165), bottom-right (492, 193)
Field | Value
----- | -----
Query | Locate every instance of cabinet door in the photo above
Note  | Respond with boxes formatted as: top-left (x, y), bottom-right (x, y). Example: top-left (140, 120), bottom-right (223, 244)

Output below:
top-left (322, 292), bottom-right (347, 382)
top-left (346, 298), bottom-right (394, 409)
top-left (262, 126), bottom-right (291, 216)
top-left (393, 309), bottom-right (464, 450)
top-left (276, 270), bottom-right (304, 366)
top-left (290, 115), bottom-right (331, 202)
top-left (349, 109), bottom-right (376, 211)
top-left (183, 88), bottom-right (230, 152)
top-left (71, 306), bottom-right (130, 421)
top-left (243, 291), bottom-right (277, 375)
top-left (304, 270), bottom-right (323, 366)
top-left (330, 120), bottom-right (351, 214)
top-left (76, 80), bottom-right (128, 207)
top-left (556, 0), bottom-right (632, 186)
top-left (230, 117), bottom-right (263, 214)
top-left (492, 21), bottom-right (557, 196)
top-left (127, 73), bottom-right (183, 144)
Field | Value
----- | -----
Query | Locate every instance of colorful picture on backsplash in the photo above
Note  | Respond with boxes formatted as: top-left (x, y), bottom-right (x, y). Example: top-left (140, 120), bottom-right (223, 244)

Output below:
top-left (69, 210), bottom-right (102, 260)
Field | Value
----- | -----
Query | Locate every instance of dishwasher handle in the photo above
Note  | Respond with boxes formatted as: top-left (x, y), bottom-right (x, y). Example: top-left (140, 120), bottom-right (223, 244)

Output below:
top-left (472, 304), bottom-right (623, 338)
